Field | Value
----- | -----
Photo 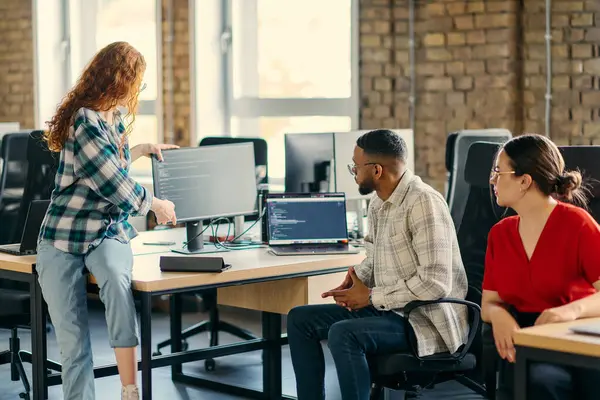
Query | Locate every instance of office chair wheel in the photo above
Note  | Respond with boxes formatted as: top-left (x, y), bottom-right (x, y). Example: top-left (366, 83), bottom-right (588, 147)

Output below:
top-left (204, 358), bottom-right (216, 372)
top-left (19, 392), bottom-right (30, 400)
top-left (153, 351), bottom-right (162, 356)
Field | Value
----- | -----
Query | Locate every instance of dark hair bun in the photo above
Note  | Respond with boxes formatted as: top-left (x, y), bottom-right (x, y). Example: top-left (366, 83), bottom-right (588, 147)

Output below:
top-left (555, 170), bottom-right (582, 199)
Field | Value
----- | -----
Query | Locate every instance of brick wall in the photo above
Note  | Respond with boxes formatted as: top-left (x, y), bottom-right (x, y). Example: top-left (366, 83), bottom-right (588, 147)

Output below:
top-left (161, 0), bottom-right (191, 147)
top-left (360, 0), bottom-right (600, 191)
top-left (0, 0), bottom-right (35, 129)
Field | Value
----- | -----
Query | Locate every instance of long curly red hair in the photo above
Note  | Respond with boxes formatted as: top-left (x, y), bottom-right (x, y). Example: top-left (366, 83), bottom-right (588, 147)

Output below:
top-left (45, 41), bottom-right (146, 156)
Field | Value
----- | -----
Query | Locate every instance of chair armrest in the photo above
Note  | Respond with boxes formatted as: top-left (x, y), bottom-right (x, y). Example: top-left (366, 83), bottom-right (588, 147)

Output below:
top-left (402, 297), bottom-right (482, 362)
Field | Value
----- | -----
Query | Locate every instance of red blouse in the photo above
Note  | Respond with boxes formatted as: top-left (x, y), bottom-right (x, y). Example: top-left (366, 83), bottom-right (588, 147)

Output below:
top-left (482, 202), bottom-right (600, 313)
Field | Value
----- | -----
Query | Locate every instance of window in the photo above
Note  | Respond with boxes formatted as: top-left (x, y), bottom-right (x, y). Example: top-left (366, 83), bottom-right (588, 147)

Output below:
top-left (192, 0), bottom-right (359, 184)
top-left (65, 0), bottom-right (161, 175)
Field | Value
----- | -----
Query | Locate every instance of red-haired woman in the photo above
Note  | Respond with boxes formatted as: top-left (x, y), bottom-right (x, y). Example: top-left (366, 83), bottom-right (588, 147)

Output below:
top-left (37, 41), bottom-right (177, 400)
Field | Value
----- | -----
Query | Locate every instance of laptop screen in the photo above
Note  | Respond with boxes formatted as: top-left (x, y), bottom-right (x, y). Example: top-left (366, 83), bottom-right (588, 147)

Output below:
top-left (266, 193), bottom-right (348, 245)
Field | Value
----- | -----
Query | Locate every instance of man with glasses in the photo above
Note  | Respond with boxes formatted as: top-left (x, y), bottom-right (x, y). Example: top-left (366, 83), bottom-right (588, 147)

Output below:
top-left (286, 129), bottom-right (469, 400)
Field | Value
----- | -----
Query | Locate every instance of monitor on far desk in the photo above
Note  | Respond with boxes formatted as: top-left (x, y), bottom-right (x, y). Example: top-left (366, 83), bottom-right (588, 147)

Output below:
top-left (151, 143), bottom-right (258, 254)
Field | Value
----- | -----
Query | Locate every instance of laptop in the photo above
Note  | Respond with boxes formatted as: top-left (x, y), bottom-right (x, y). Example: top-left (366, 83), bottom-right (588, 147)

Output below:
top-left (265, 192), bottom-right (360, 256)
top-left (0, 200), bottom-right (50, 256)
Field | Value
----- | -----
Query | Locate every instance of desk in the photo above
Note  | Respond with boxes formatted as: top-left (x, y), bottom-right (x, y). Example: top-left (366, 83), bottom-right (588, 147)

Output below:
top-left (0, 228), bottom-right (364, 399)
top-left (513, 318), bottom-right (600, 400)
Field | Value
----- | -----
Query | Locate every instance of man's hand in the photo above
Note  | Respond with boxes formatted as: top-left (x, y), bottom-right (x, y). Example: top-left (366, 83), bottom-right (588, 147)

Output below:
top-left (321, 269), bottom-right (353, 298)
top-left (535, 304), bottom-right (579, 326)
top-left (135, 143), bottom-right (180, 162)
top-left (322, 267), bottom-right (370, 311)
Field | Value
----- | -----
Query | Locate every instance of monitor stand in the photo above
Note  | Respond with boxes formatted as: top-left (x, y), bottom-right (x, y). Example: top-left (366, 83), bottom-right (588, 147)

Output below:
top-left (231, 215), bottom-right (253, 245)
top-left (171, 220), bottom-right (228, 255)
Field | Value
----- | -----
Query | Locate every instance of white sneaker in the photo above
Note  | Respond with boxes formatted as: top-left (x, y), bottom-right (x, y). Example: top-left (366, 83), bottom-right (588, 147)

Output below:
top-left (121, 385), bottom-right (140, 400)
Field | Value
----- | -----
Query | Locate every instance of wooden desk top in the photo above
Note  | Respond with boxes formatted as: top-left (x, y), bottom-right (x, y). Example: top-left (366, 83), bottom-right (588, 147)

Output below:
top-left (0, 228), bottom-right (365, 293)
top-left (514, 317), bottom-right (600, 358)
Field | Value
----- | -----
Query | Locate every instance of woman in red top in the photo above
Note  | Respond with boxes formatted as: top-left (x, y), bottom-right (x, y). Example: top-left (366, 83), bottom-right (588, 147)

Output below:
top-left (482, 134), bottom-right (600, 400)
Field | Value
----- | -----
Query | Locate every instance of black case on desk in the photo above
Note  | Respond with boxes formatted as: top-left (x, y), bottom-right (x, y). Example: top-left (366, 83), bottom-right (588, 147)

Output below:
top-left (159, 256), bottom-right (229, 273)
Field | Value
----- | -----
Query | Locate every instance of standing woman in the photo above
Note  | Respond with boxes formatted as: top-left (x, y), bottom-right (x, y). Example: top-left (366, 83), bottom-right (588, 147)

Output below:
top-left (37, 41), bottom-right (177, 400)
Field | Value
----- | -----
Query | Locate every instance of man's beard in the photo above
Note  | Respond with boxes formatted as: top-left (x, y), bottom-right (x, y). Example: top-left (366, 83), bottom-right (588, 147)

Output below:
top-left (358, 180), bottom-right (375, 195)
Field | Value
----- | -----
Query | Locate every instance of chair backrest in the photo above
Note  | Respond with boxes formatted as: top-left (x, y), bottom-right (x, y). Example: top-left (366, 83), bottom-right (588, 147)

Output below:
top-left (447, 129), bottom-right (512, 231)
top-left (457, 141), bottom-right (507, 292)
top-left (444, 132), bottom-right (458, 201)
top-left (199, 136), bottom-right (268, 185)
top-left (13, 131), bottom-right (60, 242)
top-left (0, 132), bottom-right (30, 192)
top-left (559, 146), bottom-right (600, 223)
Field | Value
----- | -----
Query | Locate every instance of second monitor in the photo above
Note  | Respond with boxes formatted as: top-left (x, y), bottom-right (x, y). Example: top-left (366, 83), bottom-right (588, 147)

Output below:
top-left (152, 143), bottom-right (258, 254)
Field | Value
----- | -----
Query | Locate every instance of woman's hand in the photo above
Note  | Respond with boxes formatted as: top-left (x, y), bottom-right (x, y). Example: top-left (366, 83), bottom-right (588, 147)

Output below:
top-left (535, 304), bottom-right (579, 326)
top-left (133, 143), bottom-right (179, 162)
top-left (490, 309), bottom-right (520, 363)
top-left (151, 198), bottom-right (177, 225)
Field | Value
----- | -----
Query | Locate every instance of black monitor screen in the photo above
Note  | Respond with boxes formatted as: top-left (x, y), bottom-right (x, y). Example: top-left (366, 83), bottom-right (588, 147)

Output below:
top-left (152, 144), bottom-right (258, 222)
top-left (266, 194), bottom-right (348, 245)
top-left (284, 132), bottom-right (334, 193)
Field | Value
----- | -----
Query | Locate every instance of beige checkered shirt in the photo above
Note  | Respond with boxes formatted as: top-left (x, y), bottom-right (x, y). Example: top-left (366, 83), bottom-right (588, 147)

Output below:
top-left (355, 169), bottom-right (469, 357)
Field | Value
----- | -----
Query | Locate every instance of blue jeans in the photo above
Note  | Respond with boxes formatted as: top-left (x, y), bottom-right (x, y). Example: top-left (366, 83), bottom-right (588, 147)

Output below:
top-left (36, 239), bottom-right (138, 400)
top-left (287, 304), bottom-right (411, 400)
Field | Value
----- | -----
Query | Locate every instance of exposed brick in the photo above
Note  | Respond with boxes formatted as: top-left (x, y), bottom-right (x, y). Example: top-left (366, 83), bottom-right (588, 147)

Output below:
top-left (586, 28), bottom-right (600, 42)
top-left (361, 34), bottom-right (382, 48)
top-left (454, 76), bottom-right (474, 91)
top-left (486, 1), bottom-right (517, 12)
top-left (467, 1), bottom-right (486, 13)
top-left (446, 3), bottom-right (466, 16)
top-left (552, 76), bottom-right (571, 90)
top-left (473, 44), bottom-right (511, 59)
top-left (424, 77), bottom-right (453, 91)
top-left (582, 92), bottom-right (600, 106)
top-left (425, 48), bottom-right (453, 61)
top-left (554, 1), bottom-right (584, 12)
top-left (425, 2), bottom-right (446, 17)
top-left (475, 14), bottom-right (515, 29)
top-left (374, 77), bottom-right (393, 91)
top-left (454, 15), bottom-right (474, 30)
top-left (445, 61), bottom-right (464, 75)
top-left (571, 13), bottom-right (594, 26)
top-left (446, 92), bottom-right (465, 106)
top-left (466, 61), bottom-right (486, 74)
top-left (423, 33), bottom-right (445, 47)
top-left (572, 44), bottom-right (593, 58)
top-left (466, 30), bottom-right (486, 45)
top-left (416, 63), bottom-right (445, 76)
top-left (583, 59), bottom-right (600, 74)
top-left (447, 32), bottom-right (466, 46)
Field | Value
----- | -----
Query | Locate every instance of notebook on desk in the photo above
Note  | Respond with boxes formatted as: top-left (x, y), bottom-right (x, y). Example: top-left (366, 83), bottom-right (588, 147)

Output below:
top-left (570, 323), bottom-right (600, 337)
top-left (265, 192), bottom-right (360, 256)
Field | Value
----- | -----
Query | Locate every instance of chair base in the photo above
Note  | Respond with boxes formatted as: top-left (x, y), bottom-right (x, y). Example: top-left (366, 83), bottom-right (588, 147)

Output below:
top-left (154, 296), bottom-right (258, 372)
top-left (0, 328), bottom-right (62, 400)
top-left (370, 372), bottom-right (487, 400)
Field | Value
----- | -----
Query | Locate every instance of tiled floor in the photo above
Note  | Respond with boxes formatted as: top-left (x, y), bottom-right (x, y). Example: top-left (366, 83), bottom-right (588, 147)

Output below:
top-left (0, 301), bottom-right (484, 399)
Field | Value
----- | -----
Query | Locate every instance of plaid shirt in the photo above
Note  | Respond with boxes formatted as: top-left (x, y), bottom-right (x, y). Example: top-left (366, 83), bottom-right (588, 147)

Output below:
top-left (355, 169), bottom-right (469, 357)
top-left (39, 107), bottom-right (153, 255)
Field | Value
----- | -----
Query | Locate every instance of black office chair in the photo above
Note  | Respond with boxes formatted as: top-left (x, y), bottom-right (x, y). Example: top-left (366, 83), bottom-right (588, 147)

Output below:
top-left (368, 143), bottom-right (504, 399)
top-left (153, 137), bottom-right (267, 371)
top-left (445, 130), bottom-right (511, 232)
top-left (0, 131), bottom-right (61, 400)
top-left (0, 132), bottom-right (30, 244)
top-left (560, 146), bottom-right (600, 223)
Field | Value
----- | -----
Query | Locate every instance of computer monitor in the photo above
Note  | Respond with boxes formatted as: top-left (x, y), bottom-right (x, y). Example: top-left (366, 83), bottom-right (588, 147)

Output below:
top-left (284, 132), bottom-right (334, 193)
top-left (151, 143), bottom-right (258, 254)
top-left (333, 129), bottom-right (415, 200)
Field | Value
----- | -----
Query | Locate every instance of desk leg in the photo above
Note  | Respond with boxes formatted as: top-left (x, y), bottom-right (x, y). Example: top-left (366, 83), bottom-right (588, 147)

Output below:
top-left (170, 294), bottom-right (183, 376)
top-left (514, 346), bottom-right (527, 400)
top-left (140, 292), bottom-right (153, 399)
top-left (30, 273), bottom-right (47, 400)
top-left (262, 312), bottom-right (282, 399)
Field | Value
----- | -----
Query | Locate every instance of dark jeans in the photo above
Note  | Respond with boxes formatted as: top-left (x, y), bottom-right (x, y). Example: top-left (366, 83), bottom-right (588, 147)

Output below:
top-left (287, 304), bottom-right (411, 400)
top-left (499, 360), bottom-right (600, 400)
